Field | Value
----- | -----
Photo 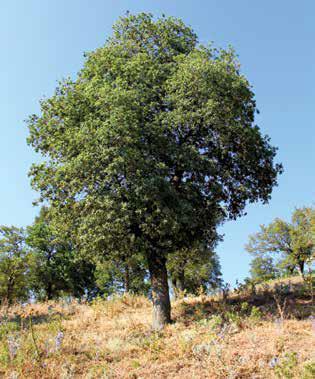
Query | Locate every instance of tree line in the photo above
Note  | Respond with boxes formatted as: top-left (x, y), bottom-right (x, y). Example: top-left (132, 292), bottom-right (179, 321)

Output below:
top-left (0, 206), bottom-right (222, 304)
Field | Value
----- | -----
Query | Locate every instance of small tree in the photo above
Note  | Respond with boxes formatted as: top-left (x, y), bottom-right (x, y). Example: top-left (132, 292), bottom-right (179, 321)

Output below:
top-left (27, 207), bottom-right (97, 300)
top-left (290, 208), bottom-right (315, 276)
top-left (168, 245), bottom-right (222, 297)
top-left (0, 226), bottom-right (31, 304)
top-left (95, 253), bottom-right (150, 296)
top-left (250, 256), bottom-right (278, 283)
top-left (246, 207), bottom-right (315, 278)
top-left (27, 13), bottom-right (281, 329)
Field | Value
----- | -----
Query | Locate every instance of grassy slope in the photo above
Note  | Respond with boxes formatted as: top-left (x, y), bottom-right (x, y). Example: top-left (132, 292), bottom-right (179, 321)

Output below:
top-left (0, 276), bottom-right (314, 378)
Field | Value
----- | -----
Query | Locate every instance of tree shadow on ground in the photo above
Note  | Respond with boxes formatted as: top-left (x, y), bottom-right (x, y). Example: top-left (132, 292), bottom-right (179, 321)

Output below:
top-left (174, 284), bottom-right (314, 324)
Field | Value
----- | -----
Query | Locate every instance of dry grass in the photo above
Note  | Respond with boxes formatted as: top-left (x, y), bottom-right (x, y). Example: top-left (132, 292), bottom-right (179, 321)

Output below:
top-left (0, 279), bottom-right (314, 378)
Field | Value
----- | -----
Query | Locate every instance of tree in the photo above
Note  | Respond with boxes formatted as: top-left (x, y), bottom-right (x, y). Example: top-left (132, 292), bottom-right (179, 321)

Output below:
top-left (290, 208), bottom-right (315, 276)
top-left (168, 244), bottom-right (222, 297)
top-left (246, 207), bottom-right (315, 278)
top-left (95, 253), bottom-right (150, 297)
top-left (0, 226), bottom-right (31, 304)
top-left (27, 13), bottom-right (282, 329)
top-left (250, 256), bottom-right (278, 283)
top-left (26, 207), bottom-right (97, 300)
top-left (27, 207), bottom-right (71, 299)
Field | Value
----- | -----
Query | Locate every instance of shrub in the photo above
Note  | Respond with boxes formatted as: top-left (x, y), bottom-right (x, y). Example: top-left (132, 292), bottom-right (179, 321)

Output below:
top-left (302, 361), bottom-right (315, 379)
top-left (274, 352), bottom-right (298, 379)
top-left (250, 306), bottom-right (263, 321)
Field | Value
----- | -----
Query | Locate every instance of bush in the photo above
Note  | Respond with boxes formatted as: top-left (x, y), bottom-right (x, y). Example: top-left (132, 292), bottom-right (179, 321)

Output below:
top-left (302, 361), bottom-right (315, 379)
top-left (274, 352), bottom-right (298, 379)
top-left (250, 306), bottom-right (263, 321)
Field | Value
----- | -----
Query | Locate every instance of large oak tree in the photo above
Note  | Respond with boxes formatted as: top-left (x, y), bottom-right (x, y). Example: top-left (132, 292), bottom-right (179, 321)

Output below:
top-left (27, 13), bottom-right (282, 329)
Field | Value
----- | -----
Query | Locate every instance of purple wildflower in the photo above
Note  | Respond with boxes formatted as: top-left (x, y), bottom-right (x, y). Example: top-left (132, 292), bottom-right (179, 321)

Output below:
top-left (7, 335), bottom-right (19, 360)
top-left (269, 356), bottom-right (279, 368)
top-left (55, 331), bottom-right (64, 351)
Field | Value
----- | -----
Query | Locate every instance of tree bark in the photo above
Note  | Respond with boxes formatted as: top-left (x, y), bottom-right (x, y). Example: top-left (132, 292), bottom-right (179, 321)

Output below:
top-left (288, 265), bottom-right (295, 275)
top-left (147, 251), bottom-right (171, 330)
top-left (172, 279), bottom-right (178, 299)
top-left (172, 270), bottom-right (185, 299)
top-left (6, 276), bottom-right (14, 305)
top-left (297, 260), bottom-right (305, 279)
top-left (124, 264), bottom-right (130, 293)
top-left (46, 282), bottom-right (53, 300)
top-left (176, 271), bottom-right (185, 292)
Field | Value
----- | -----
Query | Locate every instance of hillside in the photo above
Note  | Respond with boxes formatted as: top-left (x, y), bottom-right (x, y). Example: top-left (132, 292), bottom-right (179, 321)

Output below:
top-left (0, 276), bottom-right (314, 378)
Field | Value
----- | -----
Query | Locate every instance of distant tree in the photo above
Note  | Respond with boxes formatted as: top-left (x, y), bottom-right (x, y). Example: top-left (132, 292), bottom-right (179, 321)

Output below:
top-left (250, 255), bottom-right (278, 283)
top-left (246, 207), bottom-right (315, 278)
top-left (27, 13), bottom-right (282, 329)
top-left (27, 207), bottom-right (69, 299)
top-left (168, 244), bottom-right (222, 297)
top-left (26, 207), bottom-right (96, 299)
top-left (290, 208), bottom-right (315, 275)
top-left (95, 253), bottom-right (150, 296)
top-left (66, 256), bottom-right (98, 300)
top-left (0, 226), bottom-right (31, 304)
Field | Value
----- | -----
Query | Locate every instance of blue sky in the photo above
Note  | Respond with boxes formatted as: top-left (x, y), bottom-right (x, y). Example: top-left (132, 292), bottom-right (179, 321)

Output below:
top-left (1, 1), bottom-right (314, 284)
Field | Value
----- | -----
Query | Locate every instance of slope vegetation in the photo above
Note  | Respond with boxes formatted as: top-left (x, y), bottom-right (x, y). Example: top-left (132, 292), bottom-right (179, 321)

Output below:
top-left (0, 276), bottom-right (314, 378)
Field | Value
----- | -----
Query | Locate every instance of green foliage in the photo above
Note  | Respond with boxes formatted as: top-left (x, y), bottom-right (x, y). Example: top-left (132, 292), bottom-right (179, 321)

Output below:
top-left (26, 207), bottom-right (96, 300)
top-left (225, 311), bottom-right (242, 325)
top-left (240, 301), bottom-right (249, 313)
top-left (246, 207), bottom-right (315, 278)
top-left (302, 361), bottom-right (315, 379)
top-left (274, 352), bottom-right (299, 379)
top-left (198, 315), bottom-right (223, 329)
top-left (168, 244), bottom-right (222, 296)
top-left (0, 321), bottom-right (19, 339)
top-left (0, 206), bottom-right (150, 303)
top-left (250, 255), bottom-right (278, 283)
top-left (0, 226), bottom-right (32, 303)
top-left (249, 305), bottom-right (262, 321)
top-left (95, 253), bottom-right (150, 296)
top-left (235, 278), bottom-right (257, 296)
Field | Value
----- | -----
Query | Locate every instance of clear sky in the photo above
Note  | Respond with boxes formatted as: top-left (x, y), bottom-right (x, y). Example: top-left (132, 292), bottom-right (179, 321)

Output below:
top-left (1, 1), bottom-right (314, 285)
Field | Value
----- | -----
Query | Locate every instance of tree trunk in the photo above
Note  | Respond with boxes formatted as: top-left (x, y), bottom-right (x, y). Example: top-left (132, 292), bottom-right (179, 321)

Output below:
top-left (176, 271), bottom-right (185, 292)
top-left (6, 277), bottom-right (14, 305)
top-left (288, 265), bottom-right (295, 275)
top-left (172, 270), bottom-right (185, 299)
top-left (297, 260), bottom-right (305, 279)
top-left (147, 252), bottom-right (171, 330)
top-left (172, 279), bottom-right (178, 300)
top-left (124, 264), bottom-right (130, 293)
top-left (46, 282), bottom-right (53, 300)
